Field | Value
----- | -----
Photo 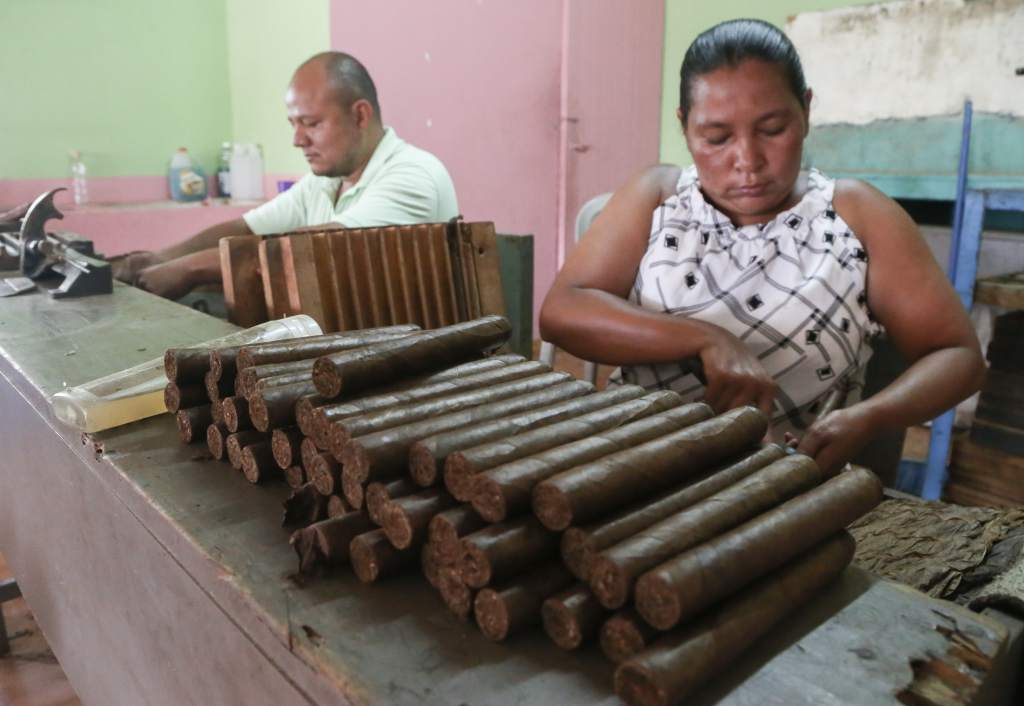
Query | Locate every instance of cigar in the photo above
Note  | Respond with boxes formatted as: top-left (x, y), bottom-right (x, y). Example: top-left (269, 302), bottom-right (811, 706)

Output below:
top-left (208, 345), bottom-right (241, 383)
top-left (381, 489), bottom-right (458, 550)
top-left (177, 405), bottom-right (213, 444)
top-left (541, 583), bottom-right (609, 650)
top-left (327, 495), bottom-right (348, 518)
top-left (164, 347), bottom-right (209, 385)
top-left (290, 510), bottom-right (375, 574)
top-left (284, 465), bottom-right (306, 489)
top-left (309, 453), bottom-right (342, 496)
top-left (349, 529), bottom-right (420, 583)
top-left (600, 609), bottom-right (659, 664)
top-left (226, 430), bottom-right (268, 470)
top-left (221, 396), bottom-right (253, 433)
top-left (241, 441), bottom-right (277, 484)
top-left (438, 566), bottom-right (476, 620)
top-left (366, 478), bottom-right (420, 525)
top-left (207, 422), bottom-right (229, 460)
top-left (204, 369), bottom-right (234, 403)
top-left (164, 381), bottom-right (207, 413)
top-left (428, 505), bottom-right (486, 567)
top-left (249, 380), bottom-right (320, 431)
top-left (236, 326), bottom-right (421, 369)
top-left (271, 427), bottom-right (304, 470)
top-left (473, 562), bottom-right (574, 642)
top-left (459, 517), bottom-right (558, 589)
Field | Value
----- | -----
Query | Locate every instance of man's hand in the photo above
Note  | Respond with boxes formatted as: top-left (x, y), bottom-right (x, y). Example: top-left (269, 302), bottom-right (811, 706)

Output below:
top-left (110, 251), bottom-right (162, 284)
top-left (0, 200), bottom-right (32, 224)
top-left (795, 406), bottom-right (875, 476)
top-left (698, 329), bottom-right (776, 416)
top-left (135, 260), bottom-right (196, 300)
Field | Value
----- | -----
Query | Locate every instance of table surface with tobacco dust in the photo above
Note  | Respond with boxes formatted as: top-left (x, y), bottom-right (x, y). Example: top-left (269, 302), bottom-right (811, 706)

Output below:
top-left (0, 281), bottom-right (1014, 706)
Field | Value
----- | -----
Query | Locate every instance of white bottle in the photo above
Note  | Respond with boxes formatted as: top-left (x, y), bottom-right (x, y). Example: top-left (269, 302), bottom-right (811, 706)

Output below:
top-left (229, 143), bottom-right (265, 201)
top-left (69, 149), bottom-right (88, 206)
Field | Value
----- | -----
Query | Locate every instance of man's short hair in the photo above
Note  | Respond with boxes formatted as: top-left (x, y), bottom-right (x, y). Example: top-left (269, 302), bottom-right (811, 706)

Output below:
top-left (305, 51), bottom-right (381, 121)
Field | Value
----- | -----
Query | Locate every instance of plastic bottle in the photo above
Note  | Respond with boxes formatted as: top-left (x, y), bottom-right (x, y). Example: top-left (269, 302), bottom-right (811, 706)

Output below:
top-left (217, 142), bottom-right (233, 198)
top-left (229, 143), bottom-right (265, 201)
top-left (168, 147), bottom-right (208, 202)
top-left (50, 314), bottom-right (323, 433)
top-left (69, 149), bottom-right (88, 206)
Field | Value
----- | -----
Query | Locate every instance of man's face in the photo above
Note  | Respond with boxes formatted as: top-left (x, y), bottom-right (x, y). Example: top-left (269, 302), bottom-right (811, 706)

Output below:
top-left (682, 59), bottom-right (809, 226)
top-left (286, 65), bottom-right (363, 178)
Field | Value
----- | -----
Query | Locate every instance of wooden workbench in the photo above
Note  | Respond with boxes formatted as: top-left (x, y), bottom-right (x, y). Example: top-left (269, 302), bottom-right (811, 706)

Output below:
top-left (0, 282), bottom-right (1014, 706)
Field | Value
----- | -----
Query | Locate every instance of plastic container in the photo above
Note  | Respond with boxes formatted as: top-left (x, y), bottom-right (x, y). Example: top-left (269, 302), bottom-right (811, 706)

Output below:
top-left (229, 143), bottom-right (265, 201)
top-left (168, 147), bottom-right (208, 202)
top-left (51, 315), bottom-right (322, 433)
top-left (69, 149), bottom-right (88, 206)
top-left (217, 141), bottom-right (232, 198)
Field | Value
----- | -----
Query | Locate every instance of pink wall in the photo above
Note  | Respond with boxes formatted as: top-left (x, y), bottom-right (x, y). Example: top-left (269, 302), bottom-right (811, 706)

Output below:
top-left (331, 0), bottom-right (565, 331)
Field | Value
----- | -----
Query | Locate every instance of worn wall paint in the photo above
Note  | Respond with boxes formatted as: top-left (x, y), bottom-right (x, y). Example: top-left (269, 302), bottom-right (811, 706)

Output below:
top-left (0, 1), bottom-right (232, 180)
top-left (659, 0), bottom-right (879, 166)
top-left (788, 0), bottom-right (1024, 125)
top-left (225, 0), bottom-right (330, 176)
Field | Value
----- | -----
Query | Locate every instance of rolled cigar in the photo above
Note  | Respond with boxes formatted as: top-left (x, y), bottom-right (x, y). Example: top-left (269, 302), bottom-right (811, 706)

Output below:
top-left (177, 405), bottom-right (213, 444)
top-left (251, 370), bottom-right (314, 398)
top-left (282, 482), bottom-right (330, 527)
top-left (241, 441), bottom-right (277, 484)
top-left (601, 609), bottom-right (659, 664)
top-left (300, 436), bottom-right (321, 471)
top-left (459, 517), bottom-right (559, 589)
top-left (249, 380), bottom-right (320, 431)
top-left (236, 359), bottom-right (315, 400)
top-left (541, 583), bottom-right (609, 650)
top-left (295, 394), bottom-right (330, 437)
top-left (221, 396), bottom-right (252, 433)
top-left (421, 543), bottom-right (443, 588)
top-left (589, 453), bottom-right (823, 609)
top-left (237, 326), bottom-right (422, 369)
top-left (408, 384), bottom-right (645, 488)
top-left (207, 422), bottom-right (229, 460)
top-left (164, 381), bottom-right (207, 413)
top-left (204, 370), bottom-right (234, 403)
top-left (313, 315), bottom-right (512, 398)
top-left (449, 390), bottom-right (684, 502)
top-left (310, 453), bottom-right (342, 496)
top-left (473, 562), bottom-right (575, 642)
top-left (305, 356), bottom-right (522, 447)
top-left (328, 369), bottom-right (573, 459)
top-left (210, 397), bottom-right (225, 425)
top-left (349, 529), bottom-right (419, 583)
top-left (634, 467), bottom-right (881, 630)
top-left (271, 427), bottom-right (304, 470)
top-left (428, 505), bottom-right (486, 566)
top-left (616, 533), bottom-right (855, 706)
top-left (316, 360), bottom-right (550, 452)
top-left (290, 510), bottom-right (375, 574)
top-left (533, 406), bottom-right (767, 531)
top-left (226, 429), bottom-right (268, 470)
top-left (438, 566), bottom-right (475, 620)
top-left (284, 465), bottom-right (306, 489)
top-left (469, 402), bottom-right (712, 521)
top-left (208, 345), bottom-right (241, 383)
top-left (342, 469), bottom-right (367, 510)
top-left (341, 379), bottom-right (593, 487)
top-left (381, 489), bottom-right (458, 550)
top-left (366, 478), bottom-right (420, 525)
top-left (561, 445), bottom-right (787, 581)
top-left (327, 495), bottom-right (348, 517)
top-left (164, 347), bottom-right (209, 384)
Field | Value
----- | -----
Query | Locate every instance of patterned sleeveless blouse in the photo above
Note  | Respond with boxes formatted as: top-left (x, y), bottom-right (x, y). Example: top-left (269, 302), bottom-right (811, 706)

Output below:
top-left (612, 165), bottom-right (882, 434)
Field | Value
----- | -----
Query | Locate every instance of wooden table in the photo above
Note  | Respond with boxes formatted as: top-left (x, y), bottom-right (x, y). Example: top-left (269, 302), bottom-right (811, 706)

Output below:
top-left (0, 282), bottom-right (1015, 706)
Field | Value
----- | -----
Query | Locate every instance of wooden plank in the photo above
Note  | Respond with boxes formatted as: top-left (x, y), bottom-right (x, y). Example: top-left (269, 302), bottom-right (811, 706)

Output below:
top-left (411, 226), bottom-right (438, 328)
top-left (280, 233), bottom-right (332, 332)
top-left (376, 227), bottom-right (407, 324)
top-left (311, 232), bottom-right (340, 333)
top-left (327, 232), bottom-right (357, 331)
top-left (420, 223), bottom-right (456, 326)
top-left (946, 481), bottom-right (1023, 509)
top-left (356, 228), bottom-right (388, 327)
top-left (976, 272), bottom-right (1024, 310)
top-left (257, 236), bottom-right (292, 320)
top-left (466, 222), bottom-right (506, 318)
top-left (219, 235), bottom-right (267, 327)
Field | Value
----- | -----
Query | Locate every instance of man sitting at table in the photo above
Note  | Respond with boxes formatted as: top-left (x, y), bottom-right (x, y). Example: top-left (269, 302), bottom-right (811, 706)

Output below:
top-left (113, 51), bottom-right (459, 299)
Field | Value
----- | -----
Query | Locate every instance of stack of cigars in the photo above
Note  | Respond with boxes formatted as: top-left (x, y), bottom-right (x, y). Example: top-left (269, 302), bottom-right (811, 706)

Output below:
top-left (164, 315), bottom-right (883, 706)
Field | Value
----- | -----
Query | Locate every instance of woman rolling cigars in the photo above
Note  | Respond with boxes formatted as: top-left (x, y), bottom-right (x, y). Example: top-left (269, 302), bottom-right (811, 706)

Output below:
top-left (540, 19), bottom-right (984, 475)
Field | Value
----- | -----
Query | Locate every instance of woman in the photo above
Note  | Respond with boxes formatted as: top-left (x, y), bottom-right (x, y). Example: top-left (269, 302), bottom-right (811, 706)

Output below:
top-left (539, 19), bottom-right (984, 475)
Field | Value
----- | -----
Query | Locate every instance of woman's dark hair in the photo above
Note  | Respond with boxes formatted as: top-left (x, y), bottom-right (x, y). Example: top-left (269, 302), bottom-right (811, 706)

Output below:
top-left (679, 19), bottom-right (807, 123)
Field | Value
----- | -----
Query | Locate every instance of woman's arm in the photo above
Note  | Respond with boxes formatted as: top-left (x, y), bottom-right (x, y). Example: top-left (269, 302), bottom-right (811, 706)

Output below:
top-left (796, 180), bottom-right (985, 472)
top-left (539, 166), bottom-right (776, 415)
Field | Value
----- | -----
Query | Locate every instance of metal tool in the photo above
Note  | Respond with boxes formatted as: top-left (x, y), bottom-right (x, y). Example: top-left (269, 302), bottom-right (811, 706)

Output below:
top-left (0, 188), bottom-right (112, 298)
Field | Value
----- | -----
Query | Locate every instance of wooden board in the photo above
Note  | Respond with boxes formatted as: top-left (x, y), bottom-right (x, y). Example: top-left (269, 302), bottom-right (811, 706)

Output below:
top-left (976, 272), bottom-right (1024, 310)
top-left (219, 235), bottom-right (267, 327)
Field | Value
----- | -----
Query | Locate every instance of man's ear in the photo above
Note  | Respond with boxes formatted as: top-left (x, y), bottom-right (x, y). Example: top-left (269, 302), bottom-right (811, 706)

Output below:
top-left (351, 99), bottom-right (374, 129)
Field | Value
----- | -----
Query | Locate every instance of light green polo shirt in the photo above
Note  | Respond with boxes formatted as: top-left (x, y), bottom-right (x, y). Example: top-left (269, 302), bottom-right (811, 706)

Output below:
top-left (243, 127), bottom-right (458, 235)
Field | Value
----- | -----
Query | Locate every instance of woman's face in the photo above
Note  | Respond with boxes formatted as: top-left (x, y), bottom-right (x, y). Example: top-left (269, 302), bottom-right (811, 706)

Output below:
top-left (681, 59), bottom-right (810, 226)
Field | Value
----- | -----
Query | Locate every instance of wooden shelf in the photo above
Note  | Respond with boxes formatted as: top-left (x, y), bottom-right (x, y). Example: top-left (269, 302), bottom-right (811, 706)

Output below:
top-left (976, 272), bottom-right (1024, 310)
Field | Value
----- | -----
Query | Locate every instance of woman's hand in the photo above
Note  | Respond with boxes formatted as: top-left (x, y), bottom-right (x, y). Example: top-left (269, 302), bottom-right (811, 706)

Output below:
top-left (795, 405), bottom-right (876, 476)
top-left (698, 329), bottom-right (776, 416)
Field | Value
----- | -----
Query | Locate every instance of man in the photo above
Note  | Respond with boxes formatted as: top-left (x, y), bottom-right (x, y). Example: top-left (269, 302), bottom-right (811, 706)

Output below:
top-left (114, 51), bottom-right (459, 299)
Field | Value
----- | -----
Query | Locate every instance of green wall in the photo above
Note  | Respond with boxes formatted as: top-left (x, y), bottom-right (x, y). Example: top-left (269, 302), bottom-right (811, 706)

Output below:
top-left (0, 0), bottom-right (232, 179)
top-left (0, 1), bottom-right (327, 181)
top-left (659, 0), bottom-right (879, 166)
top-left (225, 0), bottom-right (329, 176)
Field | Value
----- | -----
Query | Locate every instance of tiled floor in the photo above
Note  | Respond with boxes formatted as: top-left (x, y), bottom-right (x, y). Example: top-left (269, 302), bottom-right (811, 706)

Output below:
top-left (0, 553), bottom-right (82, 706)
